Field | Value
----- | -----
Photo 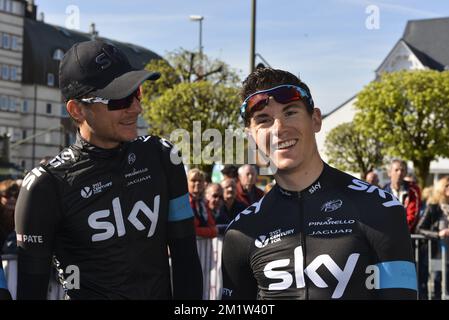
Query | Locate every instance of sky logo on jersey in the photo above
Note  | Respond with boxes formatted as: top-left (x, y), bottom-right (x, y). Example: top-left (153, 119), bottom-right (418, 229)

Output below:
top-left (88, 196), bottom-right (159, 242)
top-left (321, 199), bottom-right (343, 213)
top-left (49, 149), bottom-right (75, 168)
top-left (308, 182), bottom-right (321, 194)
top-left (347, 179), bottom-right (402, 207)
top-left (263, 245), bottom-right (359, 299)
top-left (22, 167), bottom-right (46, 191)
top-left (231, 196), bottom-right (265, 225)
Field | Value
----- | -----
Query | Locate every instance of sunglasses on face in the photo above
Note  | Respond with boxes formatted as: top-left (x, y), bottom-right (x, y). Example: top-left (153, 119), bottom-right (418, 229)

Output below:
top-left (240, 85), bottom-right (313, 119)
top-left (80, 87), bottom-right (142, 111)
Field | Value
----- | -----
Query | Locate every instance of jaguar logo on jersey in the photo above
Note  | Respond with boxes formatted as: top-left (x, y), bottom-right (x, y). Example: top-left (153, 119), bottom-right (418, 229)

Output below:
top-left (80, 181), bottom-right (112, 199)
top-left (128, 153), bottom-right (136, 165)
top-left (347, 179), bottom-right (402, 207)
top-left (321, 199), bottom-right (343, 213)
top-left (88, 195), bottom-right (160, 242)
top-left (263, 245), bottom-right (360, 299)
top-left (255, 228), bottom-right (295, 248)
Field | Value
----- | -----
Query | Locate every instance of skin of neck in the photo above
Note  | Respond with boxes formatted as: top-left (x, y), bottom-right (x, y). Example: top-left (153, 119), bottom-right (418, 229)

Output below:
top-left (391, 181), bottom-right (402, 191)
top-left (274, 148), bottom-right (324, 192)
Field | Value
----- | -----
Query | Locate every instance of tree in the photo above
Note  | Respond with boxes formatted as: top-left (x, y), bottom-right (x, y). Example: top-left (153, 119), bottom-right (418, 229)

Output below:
top-left (354, 70), bottom-right (449, 188)
top-left (141, 49), bottom-right (243, 177)
top-left (324, 122), bottom-right (384, 178)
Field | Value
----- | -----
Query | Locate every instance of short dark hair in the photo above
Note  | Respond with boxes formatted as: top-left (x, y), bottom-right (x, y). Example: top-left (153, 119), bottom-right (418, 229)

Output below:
top-left (241, 68), bottom-right (314, 126)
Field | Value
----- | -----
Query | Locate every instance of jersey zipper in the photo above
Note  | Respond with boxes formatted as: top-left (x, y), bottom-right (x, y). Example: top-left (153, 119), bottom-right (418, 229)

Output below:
top-left (297, 191), bottom-right (308, 300)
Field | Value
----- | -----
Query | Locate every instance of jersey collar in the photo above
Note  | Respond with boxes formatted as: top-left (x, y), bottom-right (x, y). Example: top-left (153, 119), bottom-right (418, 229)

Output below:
top-left (275, 162), bottom-right (331, 198)
top-left (74, 130), bottom-right (125, 159)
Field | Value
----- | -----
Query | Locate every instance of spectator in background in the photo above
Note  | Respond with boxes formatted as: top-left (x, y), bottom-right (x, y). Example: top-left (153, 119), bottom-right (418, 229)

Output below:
top-left (0, 179), bottom-right (21, 248)
top-left (383, 159), bottom-right (421, 232)
top-left (188, 169), bottom-right (217, 239)
top-left (416, 176), bottom-right (449, 299)
top-left (221, 165), bottom-right (239, 180)
top-left (0, 203), bottom-right (12, 300)
top-left (366, 171), bottom-right (380, 187)
top-left (236, 164), bottom-right (264, 207)
top-left (205, 184), bottom-right (227, 236)
top-left (219, 178), bottom-right (246, 226)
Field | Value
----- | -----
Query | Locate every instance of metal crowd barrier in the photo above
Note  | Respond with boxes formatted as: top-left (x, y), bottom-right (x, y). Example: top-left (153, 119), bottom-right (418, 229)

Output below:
top-left (2, 235), bottom-right (447, 300)
top-left (411, 234), bottom-right (448, 300)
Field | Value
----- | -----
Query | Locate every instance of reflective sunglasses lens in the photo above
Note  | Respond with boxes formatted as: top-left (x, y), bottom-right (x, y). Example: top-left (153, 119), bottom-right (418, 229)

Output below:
top-left (107, 88), bottom-right (140, 111)
top-left (272, 86), bottom-right (302, 104)
top-left (246, 93), bottom-right (269, 113)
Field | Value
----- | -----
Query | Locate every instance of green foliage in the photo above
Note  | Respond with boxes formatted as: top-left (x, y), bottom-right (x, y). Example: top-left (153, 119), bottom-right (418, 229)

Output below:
top-left (324, 122), bottom-right (384, 178)
top-left (140, 49), bottom-right (243, 175)
top-left (354, 70), bottom-right (449, 187)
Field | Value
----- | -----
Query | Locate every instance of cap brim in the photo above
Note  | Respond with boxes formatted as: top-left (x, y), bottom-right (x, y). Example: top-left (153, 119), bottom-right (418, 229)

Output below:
top-left (90, 70), bottom-right (160, 100)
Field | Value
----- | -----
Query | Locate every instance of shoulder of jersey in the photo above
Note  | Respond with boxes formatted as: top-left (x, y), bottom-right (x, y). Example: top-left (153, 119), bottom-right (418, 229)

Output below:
top-left (134, 135), bottom-right (176, 151)
top-left (329, 166), bottom-right (402, 209)
top-left (43, 146), bottom-right (79, 173)
top-left (226, 193), bottom-right (272, 232)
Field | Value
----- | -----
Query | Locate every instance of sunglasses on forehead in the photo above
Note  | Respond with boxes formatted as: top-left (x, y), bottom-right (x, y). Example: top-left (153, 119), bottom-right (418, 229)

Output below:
top-left (79, 87), bottom-right (142, 111)
top-left (240, 85), bottom-right (314, 119)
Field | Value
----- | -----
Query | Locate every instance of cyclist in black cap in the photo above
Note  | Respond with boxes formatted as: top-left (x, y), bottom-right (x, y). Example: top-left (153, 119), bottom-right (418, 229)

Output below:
top-left (221, 68), bottom-right (417, 300)
top-left (15, 40), bottom-right (202, 300)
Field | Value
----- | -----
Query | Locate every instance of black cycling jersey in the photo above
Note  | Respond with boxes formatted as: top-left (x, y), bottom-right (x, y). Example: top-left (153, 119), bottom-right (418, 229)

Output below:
top-left (222, 163), bottom-right (417, 300)
top-left (15, 132), bottom-right (202, 300)
top-left (0, 257), bottom-right (11, 300)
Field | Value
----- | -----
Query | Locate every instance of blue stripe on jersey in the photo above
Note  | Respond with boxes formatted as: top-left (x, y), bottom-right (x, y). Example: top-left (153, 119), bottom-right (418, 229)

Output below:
top-left (0, 267), bottom-right (7, 290)
top-left (377, 261), bottom-right (417, 291)
top-left (168, 193), bottom-right (193, 222)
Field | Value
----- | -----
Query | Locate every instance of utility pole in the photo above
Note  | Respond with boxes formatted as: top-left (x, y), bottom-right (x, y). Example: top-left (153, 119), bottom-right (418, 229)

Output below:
top-left (250, 0), bottom-right (256, 73)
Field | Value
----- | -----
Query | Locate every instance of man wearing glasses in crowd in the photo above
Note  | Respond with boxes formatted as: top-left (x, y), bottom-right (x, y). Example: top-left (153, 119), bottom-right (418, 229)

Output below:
top-left (221, 68), bottom-right (417, 300)
top-left (15, 40), bottom-right (202, 300)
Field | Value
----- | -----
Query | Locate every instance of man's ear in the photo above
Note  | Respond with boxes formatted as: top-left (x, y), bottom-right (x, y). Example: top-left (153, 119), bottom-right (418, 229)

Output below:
top-left (66, 100), bottom-right (85, 123)
top-left (312, 108), bottom-right (322, 133)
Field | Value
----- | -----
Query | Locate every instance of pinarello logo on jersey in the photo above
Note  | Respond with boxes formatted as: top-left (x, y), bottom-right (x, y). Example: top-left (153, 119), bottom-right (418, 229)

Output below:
top-left (255, 235), bottom-right (270, 248)
top-left (81, 186), bottom-right (93, 198)
top-left (321, 199), bottom-right (343, 213)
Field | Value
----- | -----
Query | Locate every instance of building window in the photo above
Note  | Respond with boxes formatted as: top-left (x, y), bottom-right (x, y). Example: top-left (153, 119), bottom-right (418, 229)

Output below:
top-left (46, 103), bottom-right (52, 114)
top-left (0, 96), bottom-right (7, 110)
top-left (47, 73), bottom-right (54, 86)
top-left (5, 0), bottom-right (12, 12)
top-left (22, 100), bottom-right (28, 113)
top-left (61, 104), bottom-right (69, 117)
top-left (12, 1), bottom-right (24, 15)
top-left (8, 97), bottom-right (16, 112)
top-left (11, 36), bottom-right (19, 50)
top-left (22, 129), bottom-right (26, 139)
top-left (2, 65), bottom-right (9, 80)
top-left (10, 66), bottom-right (17, 81)
top-left (53, 49), bottom-right (64, 61)
top-left (45, 133), bottom-right (51, 144)
top-left (2, 33), bottom-right (10, 49)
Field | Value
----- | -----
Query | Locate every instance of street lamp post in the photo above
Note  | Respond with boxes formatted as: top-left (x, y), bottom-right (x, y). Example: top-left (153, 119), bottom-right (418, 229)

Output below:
top-left (189, 15), bottom-right (204, 59)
